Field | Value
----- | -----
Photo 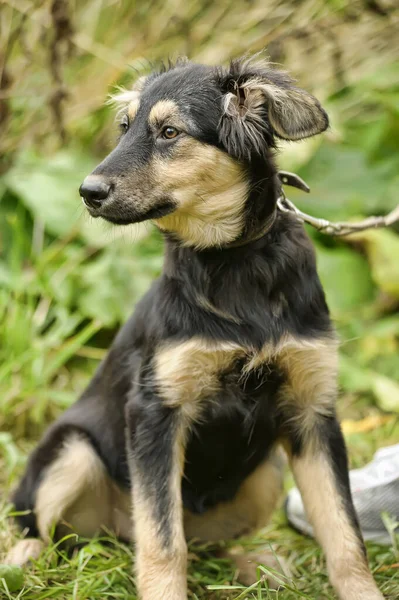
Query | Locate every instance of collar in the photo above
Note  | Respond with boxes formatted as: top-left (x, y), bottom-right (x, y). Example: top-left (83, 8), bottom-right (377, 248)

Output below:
top-left (227, 209), bottom-right (277, 248)
top-left (227, 170), bottom-right (310, 249)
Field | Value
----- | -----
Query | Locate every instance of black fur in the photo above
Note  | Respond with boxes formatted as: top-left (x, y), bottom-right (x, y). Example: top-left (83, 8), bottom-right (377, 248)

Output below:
top-left (12, 58), bottom-right (365, 588)
top-left (13, 208), bottom-right (333, 533)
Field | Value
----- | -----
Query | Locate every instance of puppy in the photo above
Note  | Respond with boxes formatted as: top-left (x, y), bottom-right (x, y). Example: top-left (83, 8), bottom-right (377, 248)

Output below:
top-left (7, 56), bottom-right (384, 600)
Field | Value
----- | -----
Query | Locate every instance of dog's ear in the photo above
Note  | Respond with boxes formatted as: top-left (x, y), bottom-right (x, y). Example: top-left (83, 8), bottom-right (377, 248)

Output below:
top-left (218, 56), bottom-right (329, 159)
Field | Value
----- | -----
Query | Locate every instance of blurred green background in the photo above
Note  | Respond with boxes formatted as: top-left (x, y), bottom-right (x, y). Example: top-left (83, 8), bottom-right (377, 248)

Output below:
top-left (0, 1), bottom-right (398, 598)
top-left (1, 0), bottom-right (398, 439)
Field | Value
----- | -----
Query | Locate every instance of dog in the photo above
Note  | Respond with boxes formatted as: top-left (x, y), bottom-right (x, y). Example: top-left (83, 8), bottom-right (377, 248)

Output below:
top-left (6, 56), bottom-right (384, 600)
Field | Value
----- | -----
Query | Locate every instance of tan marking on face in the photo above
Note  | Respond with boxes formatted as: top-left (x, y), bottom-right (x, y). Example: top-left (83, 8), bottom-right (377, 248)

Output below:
top-left (291, 452), bottom-right (383, 600)
top-left (154, 338), bottom-right (246, 414)
top-left (148, 99), bottom-right (183, 128)
top-left (184, 450), bottom-right (284, 542)
top-left (127, 98), bottom-right (140, 120)
top-left (153, 140), bottom-right (248, 249)
top-left (132, 422), bottom-right (188, 600)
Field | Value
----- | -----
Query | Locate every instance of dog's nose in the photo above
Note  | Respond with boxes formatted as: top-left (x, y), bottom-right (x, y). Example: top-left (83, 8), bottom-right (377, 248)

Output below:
top-left (79, 177), bottom-right (111, 209)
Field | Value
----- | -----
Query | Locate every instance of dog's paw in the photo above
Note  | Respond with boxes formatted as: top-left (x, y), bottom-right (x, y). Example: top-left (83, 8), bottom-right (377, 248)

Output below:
top-left (228, 546), bottom-right (291, 590)
top-left (4, 538), bottom-right (45, 567)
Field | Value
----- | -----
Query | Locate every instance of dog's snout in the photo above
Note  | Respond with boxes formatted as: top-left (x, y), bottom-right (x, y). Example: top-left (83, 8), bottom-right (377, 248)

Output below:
top-left (79, 177), bottom-right (111, 209)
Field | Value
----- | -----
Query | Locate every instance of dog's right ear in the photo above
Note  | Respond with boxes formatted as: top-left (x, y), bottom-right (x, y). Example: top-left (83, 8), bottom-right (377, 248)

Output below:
top-left (217, 56), bottom-right (329, 160)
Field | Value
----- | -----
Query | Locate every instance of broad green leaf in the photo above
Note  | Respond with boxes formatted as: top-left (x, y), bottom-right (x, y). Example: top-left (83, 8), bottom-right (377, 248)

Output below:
top-left (4, 150), bottom-right (152, 248)
top-left (372, 375), bottom-right (399, 413)
top-left (77, 241), bottom-right (163, 326)
top-left (0, 565), bottom-right (24, 592)
top-left (339, 355), bottom-right (399, 412)
top-left (3, 151), bottom-right (123, 247)
top-left (339, 354), bottom-right (373, 393)
top-left (293, 144), bottom-right (398, 220)
top-left (315, 245), bottom-right (375, 317)
top-left (4, 151), bottom-right (94, 236)
top-left (350, 229), bottom-right (399, 298)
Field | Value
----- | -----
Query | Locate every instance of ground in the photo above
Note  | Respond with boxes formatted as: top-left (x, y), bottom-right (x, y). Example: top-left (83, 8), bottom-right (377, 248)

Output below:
top-left (0, 409), bottom-right (398, 599)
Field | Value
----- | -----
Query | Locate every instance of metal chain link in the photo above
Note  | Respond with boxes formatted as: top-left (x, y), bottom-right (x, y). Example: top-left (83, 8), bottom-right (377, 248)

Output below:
top-left (277, 173), bottom-right (399, 237)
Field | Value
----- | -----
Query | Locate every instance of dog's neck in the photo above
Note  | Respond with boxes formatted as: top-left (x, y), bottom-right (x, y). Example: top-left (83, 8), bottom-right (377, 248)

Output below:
top-left (158, 154), bottom-right (280, 251)
top-left (231, 154), bottom-right (280, 247)
top-left (162, 156), bottom-right (284, 317)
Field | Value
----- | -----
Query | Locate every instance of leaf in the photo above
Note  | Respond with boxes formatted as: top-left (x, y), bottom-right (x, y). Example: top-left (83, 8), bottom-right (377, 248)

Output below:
top-left (339, 355), bottom-right (399, 413)
top-left (315, 245), bottom-right (375, 317)
top-left (4, 151), bottom-right (93, 235)
top-left (341, 415), bottom-right (394, 435)
top-left (371, 375), bottom-right (399, 413)
top-left (3, 150), bottom-right (119, 247)
top-left (77, 240), bottom-right (163, 326)
top-left (0, 565), bottom-right (24, 592)
top-left (350, 229), bottom-right (399, 299)
top-left (291, 144), bottom-right (398, 221)
top-left (339, 354), bottom-right (373, 393)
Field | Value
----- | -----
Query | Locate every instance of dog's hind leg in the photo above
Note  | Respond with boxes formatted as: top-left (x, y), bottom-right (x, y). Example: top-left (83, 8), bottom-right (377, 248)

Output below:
top-left (184, 451), bottom-right (290, 589)
top-left (184, 451), bottom-right (284, 542)
top-left (6, 433), bottom-right (117, 566)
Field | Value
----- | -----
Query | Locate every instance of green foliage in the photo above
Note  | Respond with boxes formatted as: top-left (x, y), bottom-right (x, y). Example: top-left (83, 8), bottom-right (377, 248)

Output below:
top-left (316, 245), bottom-right (375, 315)
top-left (0, 1), bottom-right (398, 598)
top-left (0, 564), bottom-right (24, 593)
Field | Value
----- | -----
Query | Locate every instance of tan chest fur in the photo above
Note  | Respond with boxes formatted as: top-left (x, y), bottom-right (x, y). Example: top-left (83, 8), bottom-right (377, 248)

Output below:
top-left (154, 339), bottom-right (246, 411)
top-left (154, 335), bottom-right (338, 423)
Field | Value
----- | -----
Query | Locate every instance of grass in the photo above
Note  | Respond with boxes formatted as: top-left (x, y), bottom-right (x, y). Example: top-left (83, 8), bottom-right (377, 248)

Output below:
top-left (0, 511), bottom-right (398, 600)
top-left (1, 387), bottom-right (398, 599)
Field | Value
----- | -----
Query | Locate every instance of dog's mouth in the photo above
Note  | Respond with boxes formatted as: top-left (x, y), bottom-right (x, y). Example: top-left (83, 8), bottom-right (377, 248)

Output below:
top-left (81, 194), bottom-right (176, 225)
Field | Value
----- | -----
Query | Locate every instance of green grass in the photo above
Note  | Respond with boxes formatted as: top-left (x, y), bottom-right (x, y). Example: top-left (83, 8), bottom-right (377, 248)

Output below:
top-left (1, 2), bottom-right (398, 597)
top-left (1, 401), bottom-right (398, 599)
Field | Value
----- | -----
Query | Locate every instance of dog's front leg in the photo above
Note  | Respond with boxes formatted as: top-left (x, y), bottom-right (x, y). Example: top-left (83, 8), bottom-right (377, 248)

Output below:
top-left (126, 395), bottom-right (188, 600)
top-left (287, 414), bottom-right (384, 600)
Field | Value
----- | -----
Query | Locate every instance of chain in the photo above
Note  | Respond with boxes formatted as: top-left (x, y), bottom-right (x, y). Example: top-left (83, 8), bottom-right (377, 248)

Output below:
top-left (277, 172), bottom-right (399, 237)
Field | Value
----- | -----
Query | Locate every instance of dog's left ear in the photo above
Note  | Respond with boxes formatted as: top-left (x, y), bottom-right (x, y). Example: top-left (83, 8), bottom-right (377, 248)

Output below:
top-left (218, 57), bottom-right (329, 159)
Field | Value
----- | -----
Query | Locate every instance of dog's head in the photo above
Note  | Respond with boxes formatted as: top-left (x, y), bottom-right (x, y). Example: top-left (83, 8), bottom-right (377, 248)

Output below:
top-left (79, 56), bottom-right (328, 248)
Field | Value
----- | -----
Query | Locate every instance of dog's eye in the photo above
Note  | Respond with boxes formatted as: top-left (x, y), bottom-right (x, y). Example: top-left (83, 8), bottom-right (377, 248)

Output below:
top-left (162, 126), bottom-right (179, 140)
top-left (119, 115), bottom-right (129, 134)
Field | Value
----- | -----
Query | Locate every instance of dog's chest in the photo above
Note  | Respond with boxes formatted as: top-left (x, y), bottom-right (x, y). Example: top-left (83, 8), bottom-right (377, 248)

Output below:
top-left (151, 335), bottom-right (337, 513)
top-left (153, 339), bottom-right (284, 514)
top-left (153, 338), bottom-right (272, 408)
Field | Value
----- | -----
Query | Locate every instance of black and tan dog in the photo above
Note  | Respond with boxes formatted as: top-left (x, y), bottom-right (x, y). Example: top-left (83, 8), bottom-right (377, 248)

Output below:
top-left (7, 56), bottom-right (383, 600)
